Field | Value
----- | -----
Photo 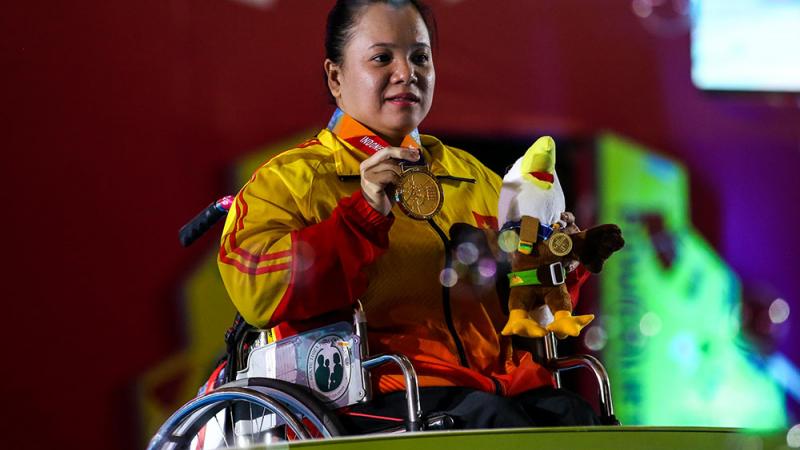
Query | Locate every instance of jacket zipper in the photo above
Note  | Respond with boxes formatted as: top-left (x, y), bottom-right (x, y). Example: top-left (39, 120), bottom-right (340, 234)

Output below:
top-left (340, 173), bottom-right (475, 368)
top-left (427, 218), bottom-right (470, 368)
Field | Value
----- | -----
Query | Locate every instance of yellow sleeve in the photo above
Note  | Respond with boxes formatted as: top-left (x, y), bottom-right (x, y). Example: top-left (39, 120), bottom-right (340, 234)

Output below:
top-left (218, 148), bottom-right (394, 329)
top-left (218, 161), bottom-right (306, 328)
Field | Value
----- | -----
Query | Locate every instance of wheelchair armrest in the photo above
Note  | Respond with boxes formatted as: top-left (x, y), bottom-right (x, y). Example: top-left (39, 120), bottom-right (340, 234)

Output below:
top-left (517, 332), bottom-right (619, 425)
top-left (362, 354), bottom-right (423, 432)
top-left (546, 353), bottom-right (619, 425)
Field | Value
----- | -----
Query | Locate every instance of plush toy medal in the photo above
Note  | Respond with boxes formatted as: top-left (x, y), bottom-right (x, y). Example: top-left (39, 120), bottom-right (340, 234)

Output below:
top-left (393, 161), bottom-right (443, 220)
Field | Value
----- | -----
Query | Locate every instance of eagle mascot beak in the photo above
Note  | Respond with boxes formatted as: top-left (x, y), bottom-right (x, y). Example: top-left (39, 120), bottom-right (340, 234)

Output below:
top-left (521, 136), bottom-right (556, 190)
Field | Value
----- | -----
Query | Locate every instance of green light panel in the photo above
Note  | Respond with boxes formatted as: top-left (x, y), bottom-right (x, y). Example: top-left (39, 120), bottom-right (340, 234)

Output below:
top-left (597, 133), bottom-right (785, 429)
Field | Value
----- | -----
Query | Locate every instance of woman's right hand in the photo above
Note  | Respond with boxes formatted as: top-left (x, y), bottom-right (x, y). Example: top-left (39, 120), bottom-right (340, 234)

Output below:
top-left (359, 146), bottom-right (420, 215)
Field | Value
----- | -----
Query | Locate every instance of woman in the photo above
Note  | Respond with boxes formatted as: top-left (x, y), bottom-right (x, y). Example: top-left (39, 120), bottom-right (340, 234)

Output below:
top-left (218, 0), bottom-right (599, 430)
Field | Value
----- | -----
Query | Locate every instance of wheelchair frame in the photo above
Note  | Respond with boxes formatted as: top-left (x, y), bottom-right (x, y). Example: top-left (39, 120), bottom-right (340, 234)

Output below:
top-left (148, 303), bottom-right (617, 449)
top-left (149, 197), bottom-right (619, 449)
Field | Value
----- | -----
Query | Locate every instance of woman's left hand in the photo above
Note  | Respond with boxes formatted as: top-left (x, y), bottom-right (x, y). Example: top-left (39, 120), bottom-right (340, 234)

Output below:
top-left (561, 211), bottom-right (580, 234)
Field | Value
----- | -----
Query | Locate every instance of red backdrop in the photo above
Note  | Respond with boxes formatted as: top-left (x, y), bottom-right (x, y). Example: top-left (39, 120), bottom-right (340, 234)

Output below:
top-left (3, 1), bottom-right (798, 448)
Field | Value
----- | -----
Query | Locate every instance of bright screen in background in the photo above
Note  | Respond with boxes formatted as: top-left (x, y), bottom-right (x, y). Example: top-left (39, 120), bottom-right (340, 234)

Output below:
top-left (691, 0), bottom-right (800, 92)
top-left (596, 133), bottom-right (786, 428)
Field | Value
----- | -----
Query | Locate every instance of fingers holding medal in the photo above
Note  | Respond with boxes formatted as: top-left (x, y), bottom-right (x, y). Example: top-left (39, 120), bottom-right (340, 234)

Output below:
top-left (360, 146), bottom-right (420, 216)
top-left (360, 146), bottom-right (443, 220)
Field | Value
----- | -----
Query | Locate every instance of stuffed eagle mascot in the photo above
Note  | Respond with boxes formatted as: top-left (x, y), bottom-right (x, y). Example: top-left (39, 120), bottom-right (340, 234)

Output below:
top-left (497, 136), bottom-right (624, 338)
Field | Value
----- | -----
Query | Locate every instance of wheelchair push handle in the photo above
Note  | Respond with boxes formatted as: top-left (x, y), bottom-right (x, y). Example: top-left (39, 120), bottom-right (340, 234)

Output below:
top-left (178, 195), bottom-right (234, 247)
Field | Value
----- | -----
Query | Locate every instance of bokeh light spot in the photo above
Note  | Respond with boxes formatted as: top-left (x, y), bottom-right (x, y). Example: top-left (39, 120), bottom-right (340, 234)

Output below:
top-left (768, 298), bottom-right (790, 324)
top-left (631, 0), bottom-right (653, 18)
top-left (788, 423), bottom-right (800, 448)
top-left (639, 311), bottom-right (663, 336)
top-left (294, 241), bottom-right (315, 272)
top-left (669, 332), bottom-right (700, 373)
top-left (584, 325), bottom-right (608, 351)
top-left (498, 230), bottom-right (519, 253)
top-left (439, 268), bottom-right (458, 288)
top-left (456, 242), bottom-right (479, 265)
top-left (478, 258), bottom-right (497, 278)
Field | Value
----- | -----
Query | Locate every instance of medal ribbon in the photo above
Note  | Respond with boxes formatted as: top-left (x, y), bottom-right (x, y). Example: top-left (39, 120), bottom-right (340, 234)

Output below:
top-left (328, 108), bottom-right (440, 220)
top-left (327, 108), bottom-right (423, 163)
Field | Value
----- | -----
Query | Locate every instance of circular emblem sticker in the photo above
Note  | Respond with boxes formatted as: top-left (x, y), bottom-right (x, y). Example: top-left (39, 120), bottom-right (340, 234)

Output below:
top-left (306, 335), bottom-right (351, 403)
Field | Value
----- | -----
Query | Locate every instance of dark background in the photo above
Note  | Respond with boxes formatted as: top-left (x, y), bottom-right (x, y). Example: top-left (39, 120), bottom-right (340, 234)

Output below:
top-left (3, 1), bottom-right (798, 448)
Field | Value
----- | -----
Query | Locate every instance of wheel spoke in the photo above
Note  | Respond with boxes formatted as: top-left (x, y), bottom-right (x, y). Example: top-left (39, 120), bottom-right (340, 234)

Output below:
top-left (246, 401), bottom-right (255, 446)
top-left (257, 406), bottom-right (266, 436)
top-left (213, 408), bottom-right (229, 448)
top-left (228, 404), bottom-right (234, 446)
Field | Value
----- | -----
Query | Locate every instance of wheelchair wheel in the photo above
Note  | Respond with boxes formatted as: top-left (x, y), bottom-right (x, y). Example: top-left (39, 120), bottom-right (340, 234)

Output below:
top-left (148, 379), bottom-right (344, 449)
top-left (231, 377), bottom-right (345, 438)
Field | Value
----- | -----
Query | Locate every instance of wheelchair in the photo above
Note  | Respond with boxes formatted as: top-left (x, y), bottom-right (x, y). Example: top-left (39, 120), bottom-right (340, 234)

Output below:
top-left (148, 197), bottom-right (619, 449)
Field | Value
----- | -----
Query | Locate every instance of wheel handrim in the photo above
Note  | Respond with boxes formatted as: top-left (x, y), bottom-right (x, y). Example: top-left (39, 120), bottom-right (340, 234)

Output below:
top-left (147, 387), bottom-right (311, 450)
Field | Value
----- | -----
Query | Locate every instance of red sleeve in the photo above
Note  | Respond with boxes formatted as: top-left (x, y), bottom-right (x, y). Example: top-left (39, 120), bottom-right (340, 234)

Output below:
top-left (268, 190), bottom-right (393, 327)
top-left (566, 264), bottom-right (591, 309)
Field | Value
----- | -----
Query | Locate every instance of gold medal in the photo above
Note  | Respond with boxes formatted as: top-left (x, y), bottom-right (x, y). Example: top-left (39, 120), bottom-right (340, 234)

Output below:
top-left (547, 231), bottom-right (573, 256)
top-left (393, 164), bottom-right (443, 220)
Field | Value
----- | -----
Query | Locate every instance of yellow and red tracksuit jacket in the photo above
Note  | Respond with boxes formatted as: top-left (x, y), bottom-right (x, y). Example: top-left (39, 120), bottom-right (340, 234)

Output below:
top-left (218, 119), bottom-right (588, 396)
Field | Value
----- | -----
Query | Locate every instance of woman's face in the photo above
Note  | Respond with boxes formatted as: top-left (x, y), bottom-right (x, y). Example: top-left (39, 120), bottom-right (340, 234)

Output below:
top-left (326, 3), bottom-right (435, 146)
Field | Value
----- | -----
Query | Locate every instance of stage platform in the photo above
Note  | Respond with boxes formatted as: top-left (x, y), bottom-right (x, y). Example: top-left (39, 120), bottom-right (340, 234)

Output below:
top-left (263, 426), bottom-right (788, 450)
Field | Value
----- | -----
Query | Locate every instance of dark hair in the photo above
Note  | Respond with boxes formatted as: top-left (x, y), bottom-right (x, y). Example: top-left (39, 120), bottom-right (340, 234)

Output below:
top-left (324, 0), bottom-right (437, 101)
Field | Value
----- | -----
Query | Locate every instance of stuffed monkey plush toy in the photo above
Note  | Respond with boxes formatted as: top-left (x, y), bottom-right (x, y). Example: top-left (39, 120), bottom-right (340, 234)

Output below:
top-left (497, 136), bottom-right (624, 338)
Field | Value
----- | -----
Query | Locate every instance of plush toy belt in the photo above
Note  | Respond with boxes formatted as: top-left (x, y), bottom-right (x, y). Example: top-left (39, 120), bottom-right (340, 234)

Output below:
top-left (508, 262), bottom-right (566, 287)
top-left (500, 220), bottom-right (554, 241)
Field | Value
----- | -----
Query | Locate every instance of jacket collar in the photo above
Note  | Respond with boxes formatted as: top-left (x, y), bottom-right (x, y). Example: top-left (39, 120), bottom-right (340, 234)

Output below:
top-left (321, 109), bottom-right (453, 178)
top-left (326, 108), bottom-right (421, 154)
